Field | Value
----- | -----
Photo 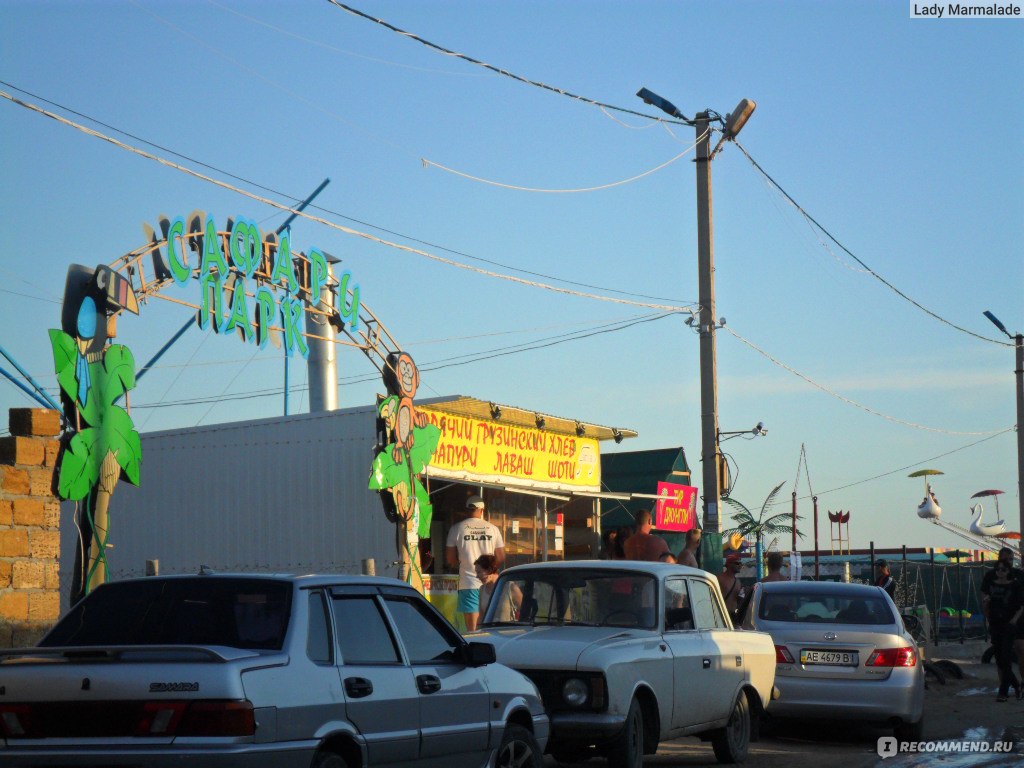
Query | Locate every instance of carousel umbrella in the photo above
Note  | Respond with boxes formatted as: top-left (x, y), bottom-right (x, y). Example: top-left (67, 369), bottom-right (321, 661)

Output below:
top-left (971, 489), bottom-right (1005, 498)
top-left (908, 469), bottom-right (945, 477)
top-left (944, 549), bottom-right (973, 561)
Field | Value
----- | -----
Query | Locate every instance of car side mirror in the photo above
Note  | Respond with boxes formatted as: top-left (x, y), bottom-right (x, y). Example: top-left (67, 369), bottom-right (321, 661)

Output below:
top-left (462, 641), bottom-right (496, 667)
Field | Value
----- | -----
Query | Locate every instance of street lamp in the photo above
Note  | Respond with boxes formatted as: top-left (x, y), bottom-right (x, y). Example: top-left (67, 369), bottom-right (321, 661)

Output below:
top-left (716, 423), bottom-right (767, 500)
top-left (636, 87), bottom-right (757, 573)
top-left (984, 310), bottom-right (1024, 562)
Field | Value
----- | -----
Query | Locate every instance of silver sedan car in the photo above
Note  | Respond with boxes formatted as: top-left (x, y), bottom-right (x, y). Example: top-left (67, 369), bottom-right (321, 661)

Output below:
top-left (739, 580), bottom-right (924, 740)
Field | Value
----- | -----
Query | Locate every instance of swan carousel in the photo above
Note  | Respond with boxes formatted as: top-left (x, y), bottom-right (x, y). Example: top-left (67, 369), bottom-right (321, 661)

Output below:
top-left (911, 471), bottom-right (1022, 559)
top-left (909, 469), bottom-right (943, 519)
top-left (969, 489), bottom-right (1021, 540)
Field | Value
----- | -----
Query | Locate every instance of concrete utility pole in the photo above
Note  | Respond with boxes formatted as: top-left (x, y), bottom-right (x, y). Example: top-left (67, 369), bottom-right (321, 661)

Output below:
top-left (1016, 333), bottom-right (1023, 562)
top-left (694, 112), bottom-right (721, 537)
top-left (984, 311), bottom-right (1024, 562)
top-left (636, 89), bottom-right (755, 574)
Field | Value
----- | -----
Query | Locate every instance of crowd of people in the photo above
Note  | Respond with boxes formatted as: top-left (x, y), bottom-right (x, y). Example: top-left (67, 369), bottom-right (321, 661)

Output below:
top-left (443, 496), bottom-right (1024, 679)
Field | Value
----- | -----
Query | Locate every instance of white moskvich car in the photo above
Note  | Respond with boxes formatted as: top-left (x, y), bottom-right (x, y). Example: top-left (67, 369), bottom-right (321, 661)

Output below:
top-left (469, 561), bottom-right (778, 767)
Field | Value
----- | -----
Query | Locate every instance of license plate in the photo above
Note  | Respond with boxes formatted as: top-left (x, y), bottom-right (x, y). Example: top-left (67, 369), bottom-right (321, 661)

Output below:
top-left (800, 649), bottom-right (858, 666)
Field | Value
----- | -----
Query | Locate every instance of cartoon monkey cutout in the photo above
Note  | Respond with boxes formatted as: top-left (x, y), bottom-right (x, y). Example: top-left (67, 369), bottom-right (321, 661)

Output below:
top-left (384, 352), bottom-right (429, 464)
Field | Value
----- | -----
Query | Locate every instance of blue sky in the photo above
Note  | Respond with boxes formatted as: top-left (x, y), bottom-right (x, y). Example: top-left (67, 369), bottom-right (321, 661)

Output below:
top-left (1, 1), bottom-right (1021, 552)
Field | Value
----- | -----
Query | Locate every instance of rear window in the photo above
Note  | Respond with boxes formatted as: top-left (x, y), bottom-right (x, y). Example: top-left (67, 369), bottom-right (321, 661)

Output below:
top-left (759, 592), bottom-right (894, 625)
top-left (41, 578), bottom-right (292, 650)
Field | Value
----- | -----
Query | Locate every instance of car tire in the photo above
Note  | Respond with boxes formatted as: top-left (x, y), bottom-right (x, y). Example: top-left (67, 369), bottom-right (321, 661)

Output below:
top-left (894, 716), bottom-right (923, 742)
top-left (607, 697), bottom-right (644, 768)
top-left (711, 693), bottom-right (750, 764)
top-left (496, 723), bottom-right (542, 768)
top-left (311, 751), bottom-right (348, 768)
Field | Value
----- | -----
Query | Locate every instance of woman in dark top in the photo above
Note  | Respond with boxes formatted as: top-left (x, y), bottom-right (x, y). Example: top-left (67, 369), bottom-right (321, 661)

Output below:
top-left (983, 559), bottom-right (1024, 701)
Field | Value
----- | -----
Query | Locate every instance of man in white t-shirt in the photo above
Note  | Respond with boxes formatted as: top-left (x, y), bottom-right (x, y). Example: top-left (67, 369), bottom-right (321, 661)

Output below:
top-left (446, 495), bottom-right (505, 630)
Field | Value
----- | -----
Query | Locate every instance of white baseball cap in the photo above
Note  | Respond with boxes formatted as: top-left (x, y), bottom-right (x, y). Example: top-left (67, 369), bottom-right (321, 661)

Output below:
top-left (466, 495), bottom-right (485, 510)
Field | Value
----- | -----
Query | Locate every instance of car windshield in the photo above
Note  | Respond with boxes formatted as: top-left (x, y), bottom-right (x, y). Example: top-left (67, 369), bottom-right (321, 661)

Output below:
top-left (759, 591), bottom-right (894, 625)
top-left (41, 578), bottom-right (293, 650)
top-left (481, 569), bottom-right (658, 629)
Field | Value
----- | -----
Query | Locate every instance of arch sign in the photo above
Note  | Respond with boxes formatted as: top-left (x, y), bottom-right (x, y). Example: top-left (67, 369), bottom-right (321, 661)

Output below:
top-left (50, 211), bottom-right (437, 603)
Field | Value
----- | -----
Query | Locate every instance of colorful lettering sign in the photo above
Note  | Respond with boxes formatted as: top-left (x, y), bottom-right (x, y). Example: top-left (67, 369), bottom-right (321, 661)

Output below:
top-left (655, 481), bottom-right (698, 532)
top-left (420, 407), bottom-right (601, 492)
top-left (144, 212), bottom-right (361, 359)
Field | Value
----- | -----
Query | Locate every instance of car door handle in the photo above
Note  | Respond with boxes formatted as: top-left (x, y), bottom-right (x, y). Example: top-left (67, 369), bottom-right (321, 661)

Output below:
top-left (417, 674), bottom-right (442, 694)
top-left (702, 658), bottom-right (711, 669)
top-left (344, 677), bottom-right (374, 698)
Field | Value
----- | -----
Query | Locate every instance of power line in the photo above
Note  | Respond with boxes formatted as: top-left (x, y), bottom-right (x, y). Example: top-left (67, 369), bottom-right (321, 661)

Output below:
top-left (0, 87), bottom-right (696, 314)
top-left (0, 78), bottom-right (690, 303)
top-left (724, 325), bottom-right (1010, 436)
top-left (421, 130), bottom-right (705, 193)
top-left (326, 1), bottom-right (689, 127)
top-left (129, 311), bottom-right (678, 411)
top-left (733, 140), bottom-right (1011, 347)
top-left (777, 428), bottom-right (1014, 504)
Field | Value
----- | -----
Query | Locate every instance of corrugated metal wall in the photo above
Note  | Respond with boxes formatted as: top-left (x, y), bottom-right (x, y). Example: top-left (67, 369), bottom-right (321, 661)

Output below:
top-left (59, 403), bottom-right (400, 597)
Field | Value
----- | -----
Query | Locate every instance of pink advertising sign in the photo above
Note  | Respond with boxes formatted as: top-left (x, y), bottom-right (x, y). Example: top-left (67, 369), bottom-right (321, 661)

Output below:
top-left (655, 482), bottom-right (698, 532)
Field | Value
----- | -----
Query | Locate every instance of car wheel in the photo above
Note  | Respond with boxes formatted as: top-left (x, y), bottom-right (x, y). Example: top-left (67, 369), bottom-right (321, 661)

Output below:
top-left (496, 723), bottom-right (542, 768)
top-left (607, 697), bottom-right (644, 768)
top-left (310, 751), bottom-right (347, 768)
top-left (711, 693), bottom-right (750, 764)
top-left (894, 716), bottom-right (923, 742)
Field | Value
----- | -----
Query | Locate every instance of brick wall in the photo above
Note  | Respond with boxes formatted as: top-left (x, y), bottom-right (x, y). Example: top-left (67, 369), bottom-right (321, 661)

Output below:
top-left (0, 408), bottom-right (62, 647)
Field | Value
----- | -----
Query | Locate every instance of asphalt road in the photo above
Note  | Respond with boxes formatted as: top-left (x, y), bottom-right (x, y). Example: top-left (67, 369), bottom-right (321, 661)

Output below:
top-left (544, 639), bottom-right (1024, 768)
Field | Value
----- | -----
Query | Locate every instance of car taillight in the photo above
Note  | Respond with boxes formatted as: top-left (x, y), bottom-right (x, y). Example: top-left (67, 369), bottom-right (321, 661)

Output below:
top-left (0, 704), bottom-right (32, 737)
top-left (775, 645), bottom-right (795, 664)
top-left (136, 700), bottom-right (255, 737)
top-left (866, 647), bottom-right (917, 667)
top-left (178, 700), bottom-right (256, 737)
top-left (135, 701), bottom-right (188, 735)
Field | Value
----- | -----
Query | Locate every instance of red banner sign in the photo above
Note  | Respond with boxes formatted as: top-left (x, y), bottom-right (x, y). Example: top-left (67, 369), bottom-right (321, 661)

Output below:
top-left (655, 482), bottom-right (698, 532)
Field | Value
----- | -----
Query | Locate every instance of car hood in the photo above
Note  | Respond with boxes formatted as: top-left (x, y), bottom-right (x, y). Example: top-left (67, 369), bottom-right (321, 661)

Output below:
top-left (470, 625), bottom-right (638, 670)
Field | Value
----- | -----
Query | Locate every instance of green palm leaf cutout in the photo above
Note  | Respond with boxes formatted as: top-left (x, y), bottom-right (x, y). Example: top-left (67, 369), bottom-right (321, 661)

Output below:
top-left (49, 329), bottom-right (79, 405)
top-left (58, 430), bottom-right (101, 501)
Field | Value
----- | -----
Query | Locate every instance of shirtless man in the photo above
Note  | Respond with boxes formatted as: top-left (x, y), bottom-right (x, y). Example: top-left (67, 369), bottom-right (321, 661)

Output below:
top-left (717, 553), bottom-right (747, 622)
top-left (677, 527), bottom-right (702, 568)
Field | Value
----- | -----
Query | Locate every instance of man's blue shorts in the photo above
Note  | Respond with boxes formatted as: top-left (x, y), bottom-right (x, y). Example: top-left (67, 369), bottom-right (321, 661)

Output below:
top-left (458, 588), bottom-right (480, 613)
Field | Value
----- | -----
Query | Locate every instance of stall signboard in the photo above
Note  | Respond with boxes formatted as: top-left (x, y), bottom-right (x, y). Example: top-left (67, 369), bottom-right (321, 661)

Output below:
top-left (655, 481), bottom-right (698, 532)
top-left (421, 406), bottom-right (601, 492)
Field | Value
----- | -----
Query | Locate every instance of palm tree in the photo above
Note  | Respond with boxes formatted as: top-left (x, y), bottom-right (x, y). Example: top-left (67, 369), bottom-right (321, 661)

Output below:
top-left (723, 481), bottom-right (802, 579)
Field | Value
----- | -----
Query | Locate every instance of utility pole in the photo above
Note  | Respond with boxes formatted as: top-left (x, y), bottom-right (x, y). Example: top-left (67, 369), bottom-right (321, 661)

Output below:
top-left (695, 112), bottom-right (721, 548)
top-left (636, 89), bottom-right (755, 575)
top-left (1010, 331), bottom-right (1024, 563)
top-left (984, 311), bottom-right (1024, 563)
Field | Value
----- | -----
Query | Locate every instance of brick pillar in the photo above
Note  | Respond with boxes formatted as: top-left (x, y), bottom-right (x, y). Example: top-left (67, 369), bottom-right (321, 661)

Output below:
top-left (0, 408), bottom-right (62, 647)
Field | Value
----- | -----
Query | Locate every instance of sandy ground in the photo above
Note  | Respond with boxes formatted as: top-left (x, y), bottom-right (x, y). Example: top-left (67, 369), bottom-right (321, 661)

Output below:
top-left (544, 639), bottom-right (1024, 768)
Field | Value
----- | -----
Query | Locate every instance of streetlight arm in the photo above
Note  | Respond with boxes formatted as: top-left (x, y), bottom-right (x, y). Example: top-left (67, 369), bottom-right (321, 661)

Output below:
top-left (984, 310), bottom-right (1013, 339)
top-left (636, 87), bottom-right (693, 124)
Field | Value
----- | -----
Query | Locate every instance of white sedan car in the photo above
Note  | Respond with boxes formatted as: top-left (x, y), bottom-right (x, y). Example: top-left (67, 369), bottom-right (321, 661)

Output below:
top-left (469, 561), bottom-right (778, 767)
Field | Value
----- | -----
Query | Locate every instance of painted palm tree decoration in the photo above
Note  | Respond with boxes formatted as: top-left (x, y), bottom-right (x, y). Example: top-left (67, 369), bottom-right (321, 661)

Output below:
top-left (50, 264), bottom-right (141, 604)
top-left (723, 481), bottom-right (802, 579)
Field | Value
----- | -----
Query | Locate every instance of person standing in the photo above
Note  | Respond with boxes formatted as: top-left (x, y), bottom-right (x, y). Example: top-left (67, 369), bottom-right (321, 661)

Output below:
top-left (981, 547), bottom-right (1024, 701)
top-left (717, 553), bottom-right (747, 623)
top-left (875, 560), bottom-right (897, 600)
top-left (623, 509), bottom-right (670, 562)
top-left (446, 495), bottom-right (505, 631)
top-left (762, 551), bottom-right (787, 582)
top-left (677, 527), bottom-right (702, 568)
